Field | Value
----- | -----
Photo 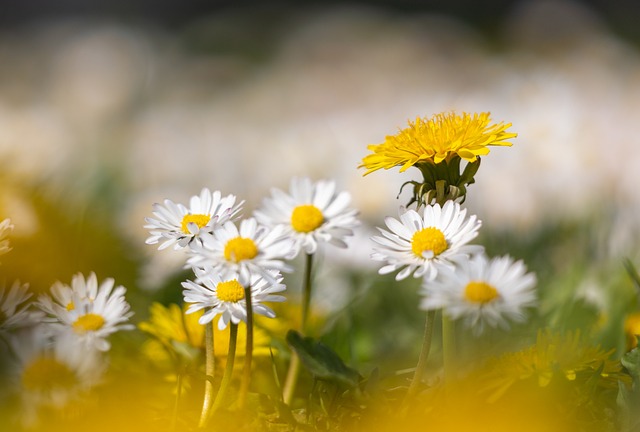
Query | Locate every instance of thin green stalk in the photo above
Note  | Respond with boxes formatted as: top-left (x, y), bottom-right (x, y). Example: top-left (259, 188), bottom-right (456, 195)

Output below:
top-left (172, 371), bottom-right (183, 431)
top-left (205, 323), bottom-right (239, 426)
top-left (283, 253), bottom-right (314, 405)
top-left (198, 320), bottom-right (215, 428)
top-left (238, 286), bottom-right (254, 408)
top-left (404, 310), bottom-right (436, 403)
top-left (441, 313), bottom-right (456, 383)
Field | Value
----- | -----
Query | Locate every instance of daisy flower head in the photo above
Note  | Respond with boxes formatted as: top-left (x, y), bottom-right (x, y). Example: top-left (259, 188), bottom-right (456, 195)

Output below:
top-left (420, 253), bottom-right (537, 335)
top-left (0, 281), bottom-right (44, 331)
top-left (254, 177), bottom-right (360, 256)
top-left (360, 112), bottom-right (516, 175)
top-left (188, 217), bottom-right (295, 283)
top-left (37, 272), bottom-right (134, 352)
top-left (0, 218), bottom-right (14, 258)
top-left (371, 200), bottom-right (483, 281)
top-left (144, 188), bottom-right (243, 251)
top-left (182, 268), bottom-right (286, 330)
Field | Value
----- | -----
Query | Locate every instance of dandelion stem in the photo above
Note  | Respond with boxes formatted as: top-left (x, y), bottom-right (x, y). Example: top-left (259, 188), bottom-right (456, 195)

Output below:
top-left (238, 286), bottom-right (254, 408)
top-left (283, 253), bottom-right (314, 405)
top-left (405, 310), bottom-right (436, 403)
top-left (206, 323), bottom-right (238, 424)
top-left (197, 320), bottom-right (215, 428)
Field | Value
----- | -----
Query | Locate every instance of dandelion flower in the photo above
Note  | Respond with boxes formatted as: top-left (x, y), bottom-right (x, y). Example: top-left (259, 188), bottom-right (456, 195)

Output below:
top-left (624, 311), bottom-right (640, 350)
top-left (360, 112), bottom-right (516, 175)
top-left (254, 177), bottom-right (360, 256)
top-left (182, 268), bottom-right (286, 330)
top-left (188, 217), bottom-right (295, 282)
top-left (0, 281), bottom-right (44, 331)
top-left (37, 272), bottom-right (134, 351)
top-left (421, 253), bottom-right (537, 335)
top-left (144, 188), bottom-right (243, 250)
top-left (371, 200), bottom-right (482, 280)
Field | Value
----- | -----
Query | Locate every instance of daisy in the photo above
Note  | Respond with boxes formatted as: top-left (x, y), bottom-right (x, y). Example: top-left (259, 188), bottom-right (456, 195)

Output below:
top-left (360, 112), bottom-right (516, 175)
top-left (7, 326), bottom-right (104, 426)
top-left (144, 188), bottom-right (243, 250)
top-left (254, 177), bottom-right (360, 256)
top-left (0, 218), bottom-right (14, 257)
top-left (420, 253), bottom-right (537, 335)
top-left (187, 217), bottom-right (295, 283)
top-left (371, 200), bottom-right (482, 280)
top-left (37, 272), bottom-right (134, 351)
top-left (182, 268), bottom-right (286, 330)
top-left (0, 281), bottom-right (44, 331)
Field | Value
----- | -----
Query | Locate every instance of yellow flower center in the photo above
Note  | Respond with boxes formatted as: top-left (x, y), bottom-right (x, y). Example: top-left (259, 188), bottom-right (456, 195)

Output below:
top-left (291, 205), bottom-right (324, 233)
top-left (22, 357), bottom-right (77, 391)
top-left (66, 301), bottom-right (75, 311)
top-left (224, 237), bottom-right (258, 262)
top-left (216, 280), bottom-right (245, 303)
top-left (411, 227), bottom-right (447, 258)
top-left (464, 281), bottom-right (499, 304)
top-left (180, 214), bottom-right (211, 234)
top-left (73, 313), bottom-right (106, 333)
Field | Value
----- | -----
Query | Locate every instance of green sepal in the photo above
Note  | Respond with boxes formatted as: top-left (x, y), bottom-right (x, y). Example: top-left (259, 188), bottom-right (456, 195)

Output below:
top-left (286, 330), bottom-right (361, 388)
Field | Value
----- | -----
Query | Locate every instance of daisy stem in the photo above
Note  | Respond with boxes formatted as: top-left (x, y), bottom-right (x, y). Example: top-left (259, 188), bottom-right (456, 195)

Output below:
top-left (405, 310), bottom-right (436, 403)
top-left (283, 253), bottom-right (314, 405)
top-left (238, 286), bottom-right (254, 408)
top-left (198, 320), bottom-right (215, 428)
top-left (207, 323), bottom-right (238, 423)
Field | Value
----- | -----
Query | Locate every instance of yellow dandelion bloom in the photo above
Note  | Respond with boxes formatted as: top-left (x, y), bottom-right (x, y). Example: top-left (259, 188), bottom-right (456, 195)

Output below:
top-left (360, 112), bottom-right (516, 175)
top-left (624, 311), bottom-right (640, 350)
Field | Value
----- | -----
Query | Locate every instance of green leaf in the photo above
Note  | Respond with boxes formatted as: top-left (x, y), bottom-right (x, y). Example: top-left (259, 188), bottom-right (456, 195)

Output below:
top-left (286, 330), bottom-right (361, 388)
top-left (621, 343), bottom-right (640, 379)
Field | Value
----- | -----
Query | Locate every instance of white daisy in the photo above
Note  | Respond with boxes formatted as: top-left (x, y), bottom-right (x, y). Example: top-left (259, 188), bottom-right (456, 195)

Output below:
top-left (420, 253), bottom-right (537, 335)
top-left (36, 272), bottom-right (134, 351)
top-left (182, 268), bottom-right (286, 330)
top-left (0, 218), bottom-right (14, 258)
top-left (0, 281), bottom-right (44, 331)
top-left (144, 188), bottom-right (243, 250)
top-left (371, 200), bottom-right (483, 281)
top-left (6, 326), bottom-right (104, 426)
top-left (254, 177), bottom-right (360, 256)
top-left (187, 217), bottom-right (295, 283)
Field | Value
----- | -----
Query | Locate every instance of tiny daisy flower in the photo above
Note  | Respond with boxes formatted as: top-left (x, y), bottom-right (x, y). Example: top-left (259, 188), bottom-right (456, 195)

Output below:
top-left (144, 188), bottom-right (243, 250)
top-left (371, 200), bottom-right (483, 280)
top-left (188, 217), bottom-right (295, 283)
top-left (37, 272), bottom-right (134, 351)
top-left (0, 218), bottom-right (14, 258)
top-left (360, 112), bottom-right (516, 175)
top-left (7, 326), bottom-right (104, 426)
top-left (0, 281), bottom-right (44, 331)
top-left (182, 268), bottom-right (286, 330)
top-left (254, 177), bottom-right (360, 256)
top-left (420, 253), bottom-right (537, 335)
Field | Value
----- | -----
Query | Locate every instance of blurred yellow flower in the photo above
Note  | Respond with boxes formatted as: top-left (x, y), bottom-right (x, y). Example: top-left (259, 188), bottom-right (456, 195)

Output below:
top-left (360, 112), bottom-right (516, 175)
top-left (624, 311), bottom-right (640, 350)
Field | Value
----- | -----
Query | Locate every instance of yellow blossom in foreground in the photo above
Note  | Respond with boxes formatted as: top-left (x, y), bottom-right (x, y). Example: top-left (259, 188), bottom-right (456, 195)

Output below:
top-left (360, 112), bottom-right (516, 175)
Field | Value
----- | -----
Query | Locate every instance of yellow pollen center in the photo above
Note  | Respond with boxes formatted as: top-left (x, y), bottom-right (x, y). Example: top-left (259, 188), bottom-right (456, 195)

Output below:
top-left (22, 357), bottom-right (77, 391)
top-left (181, 214), bottom-right (211, 234)
top-left (216, 279), bottom-right (246, 303)
top-left (66, 301), bottom-right (75, 311)
top-left (411, 227), bottom-right (447, 258)
top-left (224, 237), bottom-right (258, 262)
top-left (291, 205), bottom-right (324, 233)
top-left (464, 281), bottom-right (499, 304)
top-left (73, 313), bottom-right (106, 333)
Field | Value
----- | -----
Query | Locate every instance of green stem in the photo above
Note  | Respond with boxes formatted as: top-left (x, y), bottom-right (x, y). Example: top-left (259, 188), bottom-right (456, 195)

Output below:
top-left (404, 310), bottom-right (436, 403)
top-left (206, 323), bottom-right (238, 425)
top-left (238, 286), bottom-right (254, 408)
top-left (197, 320), bottom-right (215, 428)
top-left (283, 253), bottom-right (314, 405)
top-left (441, 313), bottom-right (456, 383)
top-left (172, 371), bottom-right (183, 431)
